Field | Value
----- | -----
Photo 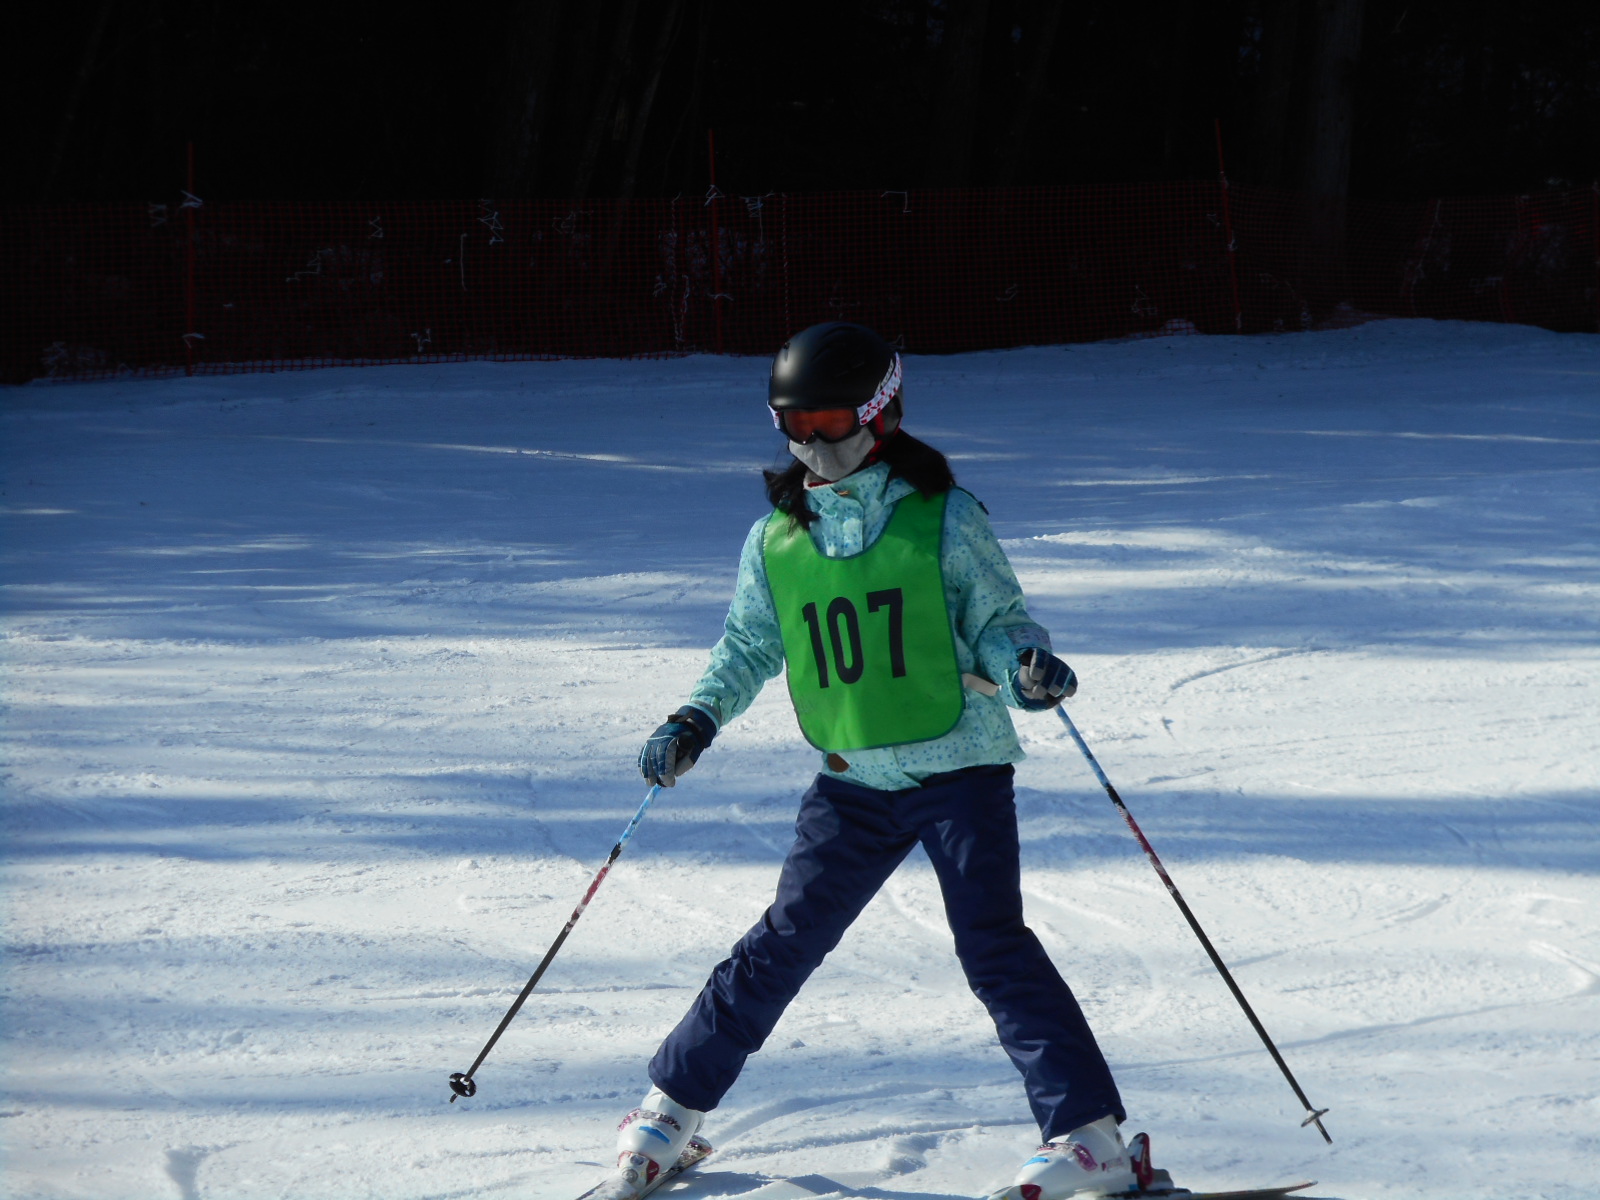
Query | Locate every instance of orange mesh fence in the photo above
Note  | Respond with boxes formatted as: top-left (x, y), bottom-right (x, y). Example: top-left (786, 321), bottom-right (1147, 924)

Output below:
top-left (3, 184), bottom-right (1595, 382)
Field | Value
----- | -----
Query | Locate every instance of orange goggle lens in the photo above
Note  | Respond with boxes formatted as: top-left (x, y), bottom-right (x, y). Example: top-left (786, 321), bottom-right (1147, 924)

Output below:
top-left (774, 407), bottom-right (861, 443)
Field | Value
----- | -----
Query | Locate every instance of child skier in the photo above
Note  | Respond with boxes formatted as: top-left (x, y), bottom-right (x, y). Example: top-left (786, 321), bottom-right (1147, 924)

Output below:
top-left (604, 321), bottom-right (1134, 1200)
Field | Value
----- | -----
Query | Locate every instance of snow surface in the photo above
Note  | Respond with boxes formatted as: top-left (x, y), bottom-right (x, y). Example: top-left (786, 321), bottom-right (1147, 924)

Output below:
top-left (3, 320), bottom-right (1598, 1200)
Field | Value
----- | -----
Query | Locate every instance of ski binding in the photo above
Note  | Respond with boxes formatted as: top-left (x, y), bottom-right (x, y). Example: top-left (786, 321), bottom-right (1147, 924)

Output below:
top-left (987, 1132), bottom-right (1316, 1200)
top-left (575, 1134), bottom-right (713, 1199)
top-left (1123, 1132), bottom-right (1315, 1200)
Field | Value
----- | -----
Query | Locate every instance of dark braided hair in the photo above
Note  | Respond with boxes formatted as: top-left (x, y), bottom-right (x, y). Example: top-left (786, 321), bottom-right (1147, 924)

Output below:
top-left (763, 430), bottom-right (956, 529)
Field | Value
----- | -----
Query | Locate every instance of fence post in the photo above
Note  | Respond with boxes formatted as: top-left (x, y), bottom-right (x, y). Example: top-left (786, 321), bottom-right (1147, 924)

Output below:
top-left (1214, 118), bottom-right (1243, 333)
top-left (708, 129), bottom-right (724, 354)
top-left (184, 141), bottom-right (196, 375)
top-left (1497, 194), bottom-right (1523, 325)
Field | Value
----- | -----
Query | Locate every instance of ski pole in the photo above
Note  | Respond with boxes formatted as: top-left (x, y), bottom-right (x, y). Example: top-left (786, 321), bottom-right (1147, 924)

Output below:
top-left (1054, 705), bottom-right (1332, 1143)
top-left (448, 784), bottom-right (663, 1102)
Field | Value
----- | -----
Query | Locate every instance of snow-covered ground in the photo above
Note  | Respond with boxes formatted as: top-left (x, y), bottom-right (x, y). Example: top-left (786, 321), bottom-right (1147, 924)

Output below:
top-left (3, 320), bottom-right (1597, 1200)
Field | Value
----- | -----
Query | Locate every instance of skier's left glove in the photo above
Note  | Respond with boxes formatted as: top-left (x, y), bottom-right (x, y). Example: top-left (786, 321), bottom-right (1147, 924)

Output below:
top-left (638, 705), bottom-right (717, 787)
top-left (1008, 648), bottom-right (1077, 710)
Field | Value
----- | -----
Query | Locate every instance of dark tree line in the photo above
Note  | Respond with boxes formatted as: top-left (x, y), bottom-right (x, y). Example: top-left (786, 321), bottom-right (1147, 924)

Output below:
top-left (10, 0), bottom-right (1598, 204)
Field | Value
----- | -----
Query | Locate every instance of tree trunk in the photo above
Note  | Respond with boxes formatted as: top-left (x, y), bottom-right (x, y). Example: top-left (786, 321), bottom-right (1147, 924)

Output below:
top-left (617, 0), bottom-right (686, 200)
top-left (660, 0), bottom-right (713, 194)
top-left (486, 0), bottom-right (566, 196)
top-left (1248, 0), bottom-right (1302, 188)
top-left (993, 0), bottom-right (1064, 187)
top-left (42, 0), bottom-right (114, 198)
top-left (571, 0), bottom-right (642, 201)
top-left (1300, 0), bottom-right (1365, 201)
top-left (923, 0), bottom-right (991, 188)
top-left (597, 0), bottom-right (687, 291)
top-left (1299, 0), bottom-right (1366, 304)
top-left (1158, 0), bottom-right (1198, 177)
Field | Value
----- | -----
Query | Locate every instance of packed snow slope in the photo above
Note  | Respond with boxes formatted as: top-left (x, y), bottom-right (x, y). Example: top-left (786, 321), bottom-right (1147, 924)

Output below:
top-left (3, 320), bottom-right (1598, 1200)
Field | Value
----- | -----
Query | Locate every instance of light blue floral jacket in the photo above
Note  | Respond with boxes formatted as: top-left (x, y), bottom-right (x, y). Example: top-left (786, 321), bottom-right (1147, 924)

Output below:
top-left (687, 460), bottom-right (1053, 790)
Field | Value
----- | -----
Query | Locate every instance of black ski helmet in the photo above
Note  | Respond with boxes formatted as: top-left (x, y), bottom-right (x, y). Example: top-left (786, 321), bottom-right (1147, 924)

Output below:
top-left (768, 322), bottom-right (903, 432)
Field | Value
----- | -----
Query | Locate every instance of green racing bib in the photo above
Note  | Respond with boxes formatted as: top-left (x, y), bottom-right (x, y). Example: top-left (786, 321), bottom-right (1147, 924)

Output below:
top-left (762, 490), bottom-right (964, 753)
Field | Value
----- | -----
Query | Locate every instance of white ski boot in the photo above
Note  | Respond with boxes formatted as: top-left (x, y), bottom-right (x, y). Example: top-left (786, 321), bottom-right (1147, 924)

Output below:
top-left (987, 1114), bottom-right (1137, 1200)
top-left (607, 1086), bottom-right (706, 1198)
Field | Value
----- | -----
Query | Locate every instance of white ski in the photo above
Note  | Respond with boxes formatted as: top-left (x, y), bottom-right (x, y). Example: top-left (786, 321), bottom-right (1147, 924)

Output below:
top-left (575, 1135), bottom-right (713, 1200)
top-left (985, 1131), bottom-right (1317, 1200)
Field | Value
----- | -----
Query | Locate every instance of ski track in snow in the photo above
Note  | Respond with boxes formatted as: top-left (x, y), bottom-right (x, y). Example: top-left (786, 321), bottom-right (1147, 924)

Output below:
top-left (3, 321), bottom-right (1598, 1199)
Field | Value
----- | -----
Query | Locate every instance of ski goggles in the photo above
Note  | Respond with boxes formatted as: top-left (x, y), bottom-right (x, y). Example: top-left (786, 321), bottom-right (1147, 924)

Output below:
top-left (770, 353), bottom-right (902, 444)
top-left (772, 406), bottom-right (861, 444)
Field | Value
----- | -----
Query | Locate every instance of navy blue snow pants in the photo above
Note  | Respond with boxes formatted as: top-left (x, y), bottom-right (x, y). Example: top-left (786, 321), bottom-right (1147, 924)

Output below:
top-left (648, 764), bottom-right (1124, 1140)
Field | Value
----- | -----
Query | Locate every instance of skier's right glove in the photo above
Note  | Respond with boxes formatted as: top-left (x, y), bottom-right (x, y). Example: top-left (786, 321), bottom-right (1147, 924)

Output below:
top-left (1008, 648), bottom-right (1077, 710)
top-left (638, 705), bottom-right (718, 787)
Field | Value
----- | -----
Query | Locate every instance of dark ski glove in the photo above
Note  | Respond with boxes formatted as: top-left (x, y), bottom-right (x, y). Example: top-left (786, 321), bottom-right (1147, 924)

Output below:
top-left (1008, 648), bottom-right (1077, 710)
top-left (638, 705), bottom-right (717, 787)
